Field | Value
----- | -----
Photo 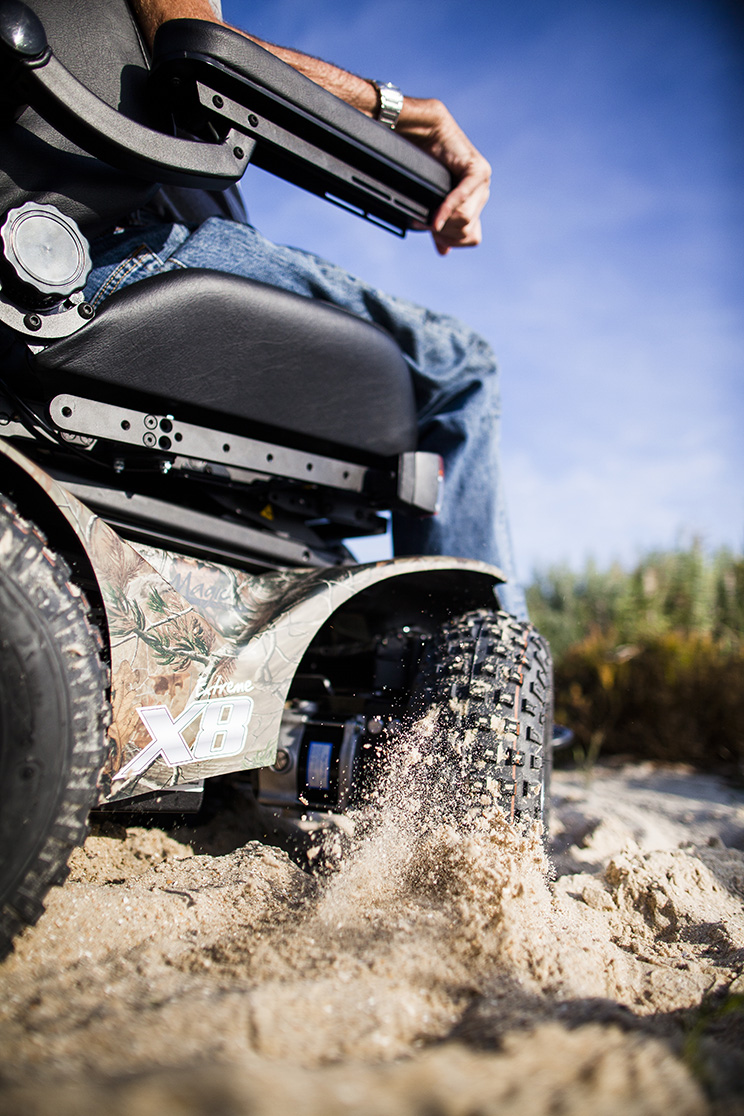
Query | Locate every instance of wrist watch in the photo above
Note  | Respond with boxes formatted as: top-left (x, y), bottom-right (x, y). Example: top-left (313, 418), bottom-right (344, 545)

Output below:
top-left (371, 80), bottom-right (404, 129)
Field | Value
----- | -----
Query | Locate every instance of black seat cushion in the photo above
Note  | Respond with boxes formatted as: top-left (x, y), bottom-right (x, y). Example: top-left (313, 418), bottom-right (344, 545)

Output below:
top-left (33, 269), bottom-right (418, 457)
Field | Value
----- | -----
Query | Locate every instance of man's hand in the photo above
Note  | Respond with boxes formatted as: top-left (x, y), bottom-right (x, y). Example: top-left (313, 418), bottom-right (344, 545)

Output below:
top-left (396, 98), bottom-right (491, 256)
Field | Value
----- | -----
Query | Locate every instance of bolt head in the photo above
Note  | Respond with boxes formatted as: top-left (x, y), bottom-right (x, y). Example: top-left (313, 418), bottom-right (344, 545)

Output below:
top-left (273, 749), bottom-right (292, 773)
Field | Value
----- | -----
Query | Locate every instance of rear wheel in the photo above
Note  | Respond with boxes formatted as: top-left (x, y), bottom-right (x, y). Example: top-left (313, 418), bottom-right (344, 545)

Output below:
top-left (409, 609), bottom-right (552, 828)
top-left (0, 498), bottom-right (109, 958)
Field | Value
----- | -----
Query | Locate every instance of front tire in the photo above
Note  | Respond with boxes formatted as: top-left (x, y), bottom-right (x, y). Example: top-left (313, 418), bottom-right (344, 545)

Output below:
top-left (409, 609), bottom-right (552, 827)
top-left (0, 498), bottom-right (109, 958)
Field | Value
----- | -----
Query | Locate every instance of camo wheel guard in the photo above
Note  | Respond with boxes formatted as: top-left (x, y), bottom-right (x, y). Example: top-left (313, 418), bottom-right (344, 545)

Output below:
top-left (0, 440), bottom-right (505, 805)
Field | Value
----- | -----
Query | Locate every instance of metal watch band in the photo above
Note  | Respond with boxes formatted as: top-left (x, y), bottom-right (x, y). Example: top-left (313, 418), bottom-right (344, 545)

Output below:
top-left (372, 81), bottom-right (404, 129)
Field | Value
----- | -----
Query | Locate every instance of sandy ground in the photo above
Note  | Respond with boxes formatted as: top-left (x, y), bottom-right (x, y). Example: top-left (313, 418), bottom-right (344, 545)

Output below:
top-left (1, 757), bottom-right (743, 1115)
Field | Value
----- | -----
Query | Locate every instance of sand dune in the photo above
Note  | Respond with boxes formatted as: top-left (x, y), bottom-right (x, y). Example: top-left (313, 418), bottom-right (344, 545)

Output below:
top-left (1, 759), bottom-right (742, 1115)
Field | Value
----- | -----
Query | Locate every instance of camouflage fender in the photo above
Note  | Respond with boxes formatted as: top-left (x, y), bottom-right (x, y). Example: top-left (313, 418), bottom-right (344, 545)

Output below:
top-left (0, 440), bottom-right (506, 804)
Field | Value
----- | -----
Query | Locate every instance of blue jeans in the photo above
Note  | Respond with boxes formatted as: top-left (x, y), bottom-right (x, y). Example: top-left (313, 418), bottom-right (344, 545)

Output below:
top-left (85, 217), bottom-right (526, 618)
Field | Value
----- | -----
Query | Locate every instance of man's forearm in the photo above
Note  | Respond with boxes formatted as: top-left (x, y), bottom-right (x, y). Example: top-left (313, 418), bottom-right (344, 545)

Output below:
top-left (129, 0), bottom-right (444, 135)
top-left (130, 0), bottom-right (379, 116)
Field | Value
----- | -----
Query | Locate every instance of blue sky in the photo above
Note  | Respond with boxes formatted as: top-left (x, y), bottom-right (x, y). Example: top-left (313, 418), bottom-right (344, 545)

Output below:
top-left (223, 0), bottom-right (743, 579)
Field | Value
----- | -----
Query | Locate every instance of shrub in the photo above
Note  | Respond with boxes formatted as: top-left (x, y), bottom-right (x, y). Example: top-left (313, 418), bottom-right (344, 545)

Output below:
top-left (554, 630), bottom-right (744, 770)
top-left (527, 545), bottom-right (744, 771)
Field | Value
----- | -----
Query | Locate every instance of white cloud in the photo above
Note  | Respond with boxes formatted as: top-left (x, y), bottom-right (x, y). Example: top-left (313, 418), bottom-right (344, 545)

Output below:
top-left (506, 440), bottom-right (743, 577)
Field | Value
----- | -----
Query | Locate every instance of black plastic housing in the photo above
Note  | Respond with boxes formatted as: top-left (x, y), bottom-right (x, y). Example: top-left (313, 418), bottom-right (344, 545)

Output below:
top-left (152, 20), bottom-right (452, 234)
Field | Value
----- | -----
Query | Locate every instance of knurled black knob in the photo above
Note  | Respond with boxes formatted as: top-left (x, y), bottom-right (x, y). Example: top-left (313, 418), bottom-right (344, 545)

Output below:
top-left (0, 201), bottom-right (92, 306)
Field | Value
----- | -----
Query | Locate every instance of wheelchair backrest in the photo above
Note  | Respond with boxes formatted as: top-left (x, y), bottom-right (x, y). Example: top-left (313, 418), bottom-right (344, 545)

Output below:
top-left (0, 0), bottom-right (157, 236)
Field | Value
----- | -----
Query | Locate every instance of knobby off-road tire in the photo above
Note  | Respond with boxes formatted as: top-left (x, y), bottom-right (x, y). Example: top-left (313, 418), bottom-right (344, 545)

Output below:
top-left (0, 498), bottom-right (109, 959)
top-left (410, 609), bottom-right (553, 828)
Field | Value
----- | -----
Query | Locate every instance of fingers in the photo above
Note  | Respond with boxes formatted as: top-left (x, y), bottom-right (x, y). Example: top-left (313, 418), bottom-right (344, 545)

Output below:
top-left (430, 143), bottom-right (490, 250)
top-left (432, 216), bottom-right (483, 255)
top-left (394, 96), bottom-right (491, 254)
top-left (431, 170), bottom-right (489, 250)
top-left (434, 168), bottom-right (489, 230)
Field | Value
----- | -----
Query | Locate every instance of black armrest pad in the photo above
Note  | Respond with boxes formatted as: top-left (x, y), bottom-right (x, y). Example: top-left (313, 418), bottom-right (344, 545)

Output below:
top-left (154, 21), bottom-right (449, 191)
top-left (152, 20), bottom-right (452, 230)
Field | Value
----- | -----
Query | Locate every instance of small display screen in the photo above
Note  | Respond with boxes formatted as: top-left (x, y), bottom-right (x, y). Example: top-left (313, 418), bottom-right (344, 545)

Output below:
top-left (306, 740), bottom-right (334, 790)
top-left (300, 722), bottom-right (345, 805)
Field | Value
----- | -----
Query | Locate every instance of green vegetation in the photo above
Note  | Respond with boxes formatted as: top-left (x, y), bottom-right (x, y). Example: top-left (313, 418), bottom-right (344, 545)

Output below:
top-left (526, 544), bottom-right (744, 771)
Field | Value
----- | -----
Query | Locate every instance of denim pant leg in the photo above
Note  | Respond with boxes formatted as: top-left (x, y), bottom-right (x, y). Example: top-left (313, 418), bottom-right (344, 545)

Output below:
top-left (86, 217), bottom-right (526, 618)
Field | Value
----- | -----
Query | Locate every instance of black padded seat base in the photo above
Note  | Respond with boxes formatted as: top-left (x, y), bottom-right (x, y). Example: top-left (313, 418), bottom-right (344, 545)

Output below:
top-left (32, 270), bottom-right (418, 458)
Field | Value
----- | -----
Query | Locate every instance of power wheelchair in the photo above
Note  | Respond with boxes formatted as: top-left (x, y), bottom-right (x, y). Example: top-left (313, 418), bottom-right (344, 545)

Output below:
top-left (0, 0), bottom-right (553, 956)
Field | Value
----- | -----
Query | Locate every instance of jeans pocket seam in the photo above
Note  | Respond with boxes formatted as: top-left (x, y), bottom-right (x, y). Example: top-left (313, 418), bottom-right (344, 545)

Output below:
top-left (90, 245), bottom-right (162, 308)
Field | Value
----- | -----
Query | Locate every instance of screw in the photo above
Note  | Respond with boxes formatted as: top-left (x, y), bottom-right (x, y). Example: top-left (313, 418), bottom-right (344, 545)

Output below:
top-left (273, 749), bottom-right (291, 773)
top-left (213, 94), bottom-right (224, 108)
top-left (77, 302), bottom-right (94, 319)
top-left (233, 146), bottom-right (245, 160)
top-left (144, 414), bottom-right (158, 429)
top-left (248, 113), bottom-right (259, 128)
top-left (143, 432), bottom-right (156, 448)
top-left (24, 313), bottom-right (42, 332)
top-left (113, 459), bottom-right (125, 473)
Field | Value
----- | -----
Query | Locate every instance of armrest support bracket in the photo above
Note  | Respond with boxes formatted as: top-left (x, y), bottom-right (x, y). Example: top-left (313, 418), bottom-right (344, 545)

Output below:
top-left (194, 80), bottom-right (425, 233)
top-left (0, 2), bottom-right (249, 190)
